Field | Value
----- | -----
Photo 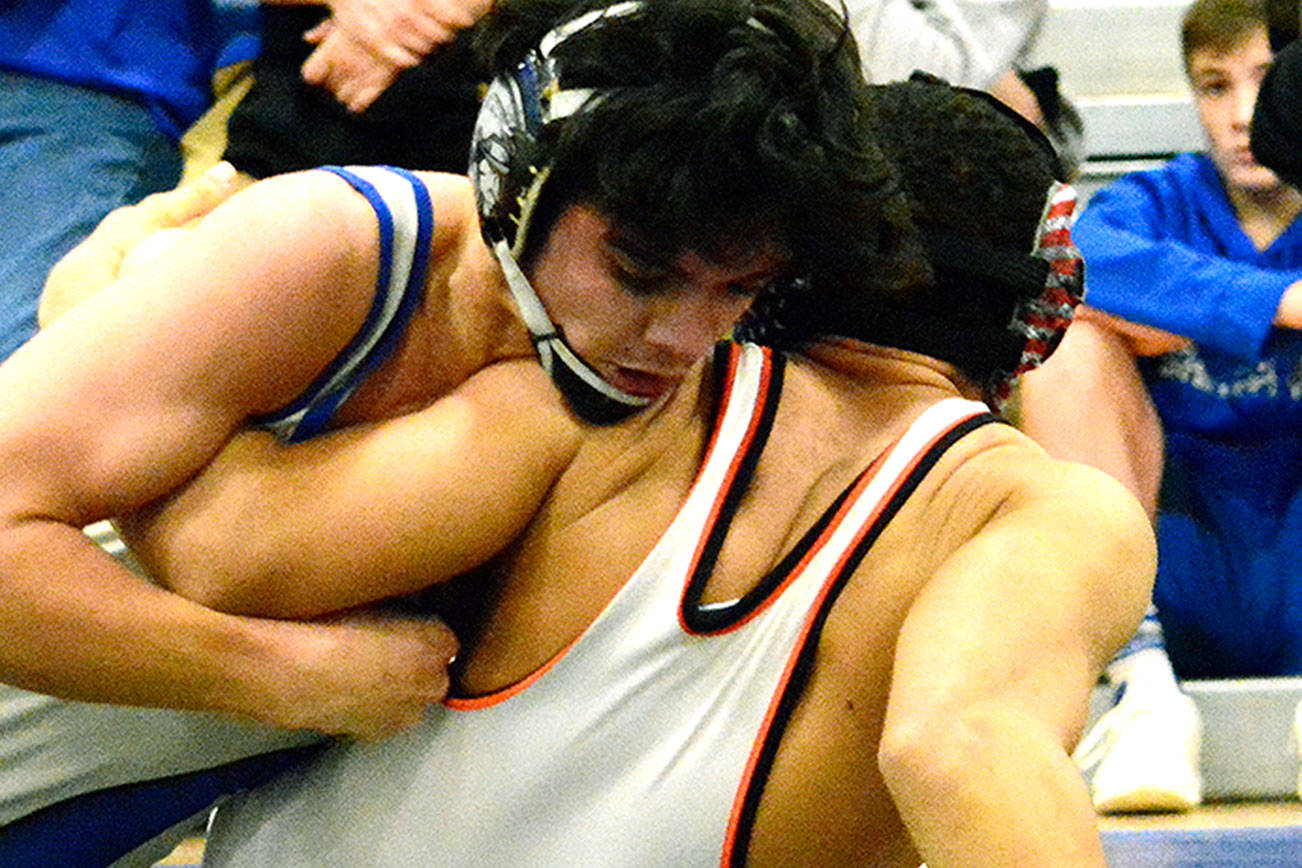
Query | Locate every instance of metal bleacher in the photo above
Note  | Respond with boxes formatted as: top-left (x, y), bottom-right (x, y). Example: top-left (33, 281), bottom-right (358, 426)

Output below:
top-left (1029, 0), bottom-right (1204, 198)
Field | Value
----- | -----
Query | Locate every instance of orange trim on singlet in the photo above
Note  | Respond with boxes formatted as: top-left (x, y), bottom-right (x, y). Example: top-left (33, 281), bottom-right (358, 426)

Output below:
top-left (445, 345), bottom-right (769, 713)
top-left (443, 632), bottom-right (584, 712)
top-left (676, 345), bottom-right (774, 634)
top-left (719, 407), bottom-right (986, 866)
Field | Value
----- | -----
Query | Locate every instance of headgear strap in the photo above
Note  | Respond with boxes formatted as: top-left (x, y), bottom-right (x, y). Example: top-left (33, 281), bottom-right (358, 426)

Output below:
top-left (469, 2), bottom-right (652, 424)
top-left (987, 179), bottom-right (1085, 412)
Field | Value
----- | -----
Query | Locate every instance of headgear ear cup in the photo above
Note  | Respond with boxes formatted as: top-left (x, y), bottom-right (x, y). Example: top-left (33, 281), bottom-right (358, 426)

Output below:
top-left (469, 42), bottom-right (554, 252)
top-left (470, 1), bottom-right (641, 254)
top-left (987, 180), bottom-right (1085, 413)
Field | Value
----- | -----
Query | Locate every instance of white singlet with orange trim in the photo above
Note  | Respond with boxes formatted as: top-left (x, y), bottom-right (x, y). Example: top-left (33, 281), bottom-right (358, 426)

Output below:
top-left (204, 343), bottom-right (995, 867)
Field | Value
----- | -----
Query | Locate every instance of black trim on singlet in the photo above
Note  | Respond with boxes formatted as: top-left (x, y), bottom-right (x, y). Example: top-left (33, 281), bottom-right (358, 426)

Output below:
top-left (681, 343), bottom-right (786, 634)
top-left (726, 412), bottom-right (1001, 866)
top-left (682, 472), bottom-right (857, 635)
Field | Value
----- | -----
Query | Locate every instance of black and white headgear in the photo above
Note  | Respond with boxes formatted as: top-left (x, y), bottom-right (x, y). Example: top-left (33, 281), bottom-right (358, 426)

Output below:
top-left (469, 1), bottom-right (652, 425)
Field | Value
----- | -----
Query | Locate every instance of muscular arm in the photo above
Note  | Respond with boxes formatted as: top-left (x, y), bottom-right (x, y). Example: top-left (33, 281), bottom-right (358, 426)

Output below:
top-left (125, 362), bottom-right (584, 619)
top-left (0, 170), bottom-right (457, 736)
top-left (877, 443), bottom-right (1155, 866)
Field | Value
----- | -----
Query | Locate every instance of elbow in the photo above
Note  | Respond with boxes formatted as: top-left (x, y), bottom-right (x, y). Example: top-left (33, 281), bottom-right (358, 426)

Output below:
top-left (878, 705), bottom-right (967, 801)
top-left (878, 701), bottom-right (1022, 805)
top-left (128, 516), bottom-right (284, 616)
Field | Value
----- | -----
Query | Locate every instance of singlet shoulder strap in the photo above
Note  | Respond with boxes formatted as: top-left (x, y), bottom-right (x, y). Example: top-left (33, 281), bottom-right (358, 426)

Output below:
top-left (677, 342), bottom-right (783, 538)
top-left (684, 396), bottom-right (996, 632)
top-left (723, 396), bottom-right (1000, 864)
top-left (795, 397), bottom-right (1001, 597)
top-left (252, 165), bottom-right (435, 443)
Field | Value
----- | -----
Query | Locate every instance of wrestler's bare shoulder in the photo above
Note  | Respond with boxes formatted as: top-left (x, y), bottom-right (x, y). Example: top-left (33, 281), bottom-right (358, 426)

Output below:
top-left (247, 169), bottom-right (480, 248)
top-left (910, 421), bottom-right (1150, 547)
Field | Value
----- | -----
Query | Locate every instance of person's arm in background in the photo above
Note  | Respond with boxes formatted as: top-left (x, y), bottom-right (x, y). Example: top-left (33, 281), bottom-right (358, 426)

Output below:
top-left (878, 444), bottom-right (1155, 866)
top-left (1018, 315), bottom-right (1167, 520)
top-left (1073, 174), bottom-right (1302, 359)
top-left (1073, 305), bottom-right (1191, 357)
top-left (266, 0), bottom-right (491, 112)
top-left (988, 67), bottom-right (1045, 124)
top-left (0, 170), bottom-right (459, 738)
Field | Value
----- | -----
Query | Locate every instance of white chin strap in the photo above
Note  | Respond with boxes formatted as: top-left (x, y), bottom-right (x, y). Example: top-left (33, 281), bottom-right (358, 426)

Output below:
top-left (492, 238), bottom-right (652, 413)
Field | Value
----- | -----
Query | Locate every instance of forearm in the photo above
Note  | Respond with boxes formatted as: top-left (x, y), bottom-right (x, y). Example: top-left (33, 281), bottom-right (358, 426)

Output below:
top-left (0, 516), bottom-right (457, 738)
top-left (127, 366), bottom-right (581, 620)
top-left (0, 517), bottom-right (301, 722)
top-left (1019, 317), bottom-right (1165, 520)
top-left (117, 429), bottom-right (323, 617)
top-left (120, 426), bottom-right (446, 619)
top-left (1076, 200), bottom-right (1292, 357)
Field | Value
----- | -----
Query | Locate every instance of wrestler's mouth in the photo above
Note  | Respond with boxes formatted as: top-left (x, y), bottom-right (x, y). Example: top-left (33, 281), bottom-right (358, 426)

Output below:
top-left (607, 366), bottom-right (679, 399)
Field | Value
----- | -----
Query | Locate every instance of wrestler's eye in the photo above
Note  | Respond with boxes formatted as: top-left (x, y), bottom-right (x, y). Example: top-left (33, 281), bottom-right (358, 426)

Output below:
top-left (607, 245), bottom-right (669, 295)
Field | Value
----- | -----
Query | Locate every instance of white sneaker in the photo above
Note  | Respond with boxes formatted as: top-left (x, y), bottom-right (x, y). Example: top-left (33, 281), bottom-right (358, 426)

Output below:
top-left (1292, 698), bottom-right (1302, 801)
top-left (1073, 690), bottom-right (1202, 814)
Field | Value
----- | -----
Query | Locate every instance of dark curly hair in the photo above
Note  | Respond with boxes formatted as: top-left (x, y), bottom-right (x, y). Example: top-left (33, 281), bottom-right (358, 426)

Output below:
top-left (871, 80), bottom-right (1058, 254)
top-left (742, 78), bottom-right (1063, 390)
top-left (474, 0), bottom-right (928, 309)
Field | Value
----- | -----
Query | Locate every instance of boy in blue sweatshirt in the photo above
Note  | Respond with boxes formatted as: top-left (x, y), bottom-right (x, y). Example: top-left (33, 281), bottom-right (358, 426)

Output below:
top-left (1023, 0), bottom-right (1302, 813)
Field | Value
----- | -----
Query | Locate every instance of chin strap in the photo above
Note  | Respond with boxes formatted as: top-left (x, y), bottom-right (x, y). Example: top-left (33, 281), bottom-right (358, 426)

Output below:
top-left (470, 2), bottom-right (654, 425)
top-left (492, 238), bottom-right (651, 425)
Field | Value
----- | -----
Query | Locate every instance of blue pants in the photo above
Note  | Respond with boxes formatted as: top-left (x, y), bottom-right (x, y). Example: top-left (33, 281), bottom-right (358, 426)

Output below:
top-left (1155, 432), bottom-right (1302, 679)
top-left (0, 72), bottom-right (182, 361)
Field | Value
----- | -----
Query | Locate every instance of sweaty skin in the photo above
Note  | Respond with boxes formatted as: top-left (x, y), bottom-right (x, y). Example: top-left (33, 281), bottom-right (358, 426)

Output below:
top-left (0, 164), bottom-right (769, 737)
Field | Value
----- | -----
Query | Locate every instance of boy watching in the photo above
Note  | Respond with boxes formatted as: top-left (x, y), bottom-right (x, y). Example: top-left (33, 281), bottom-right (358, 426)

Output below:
top-left (1022, 0), bottom-right (1302, 813)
